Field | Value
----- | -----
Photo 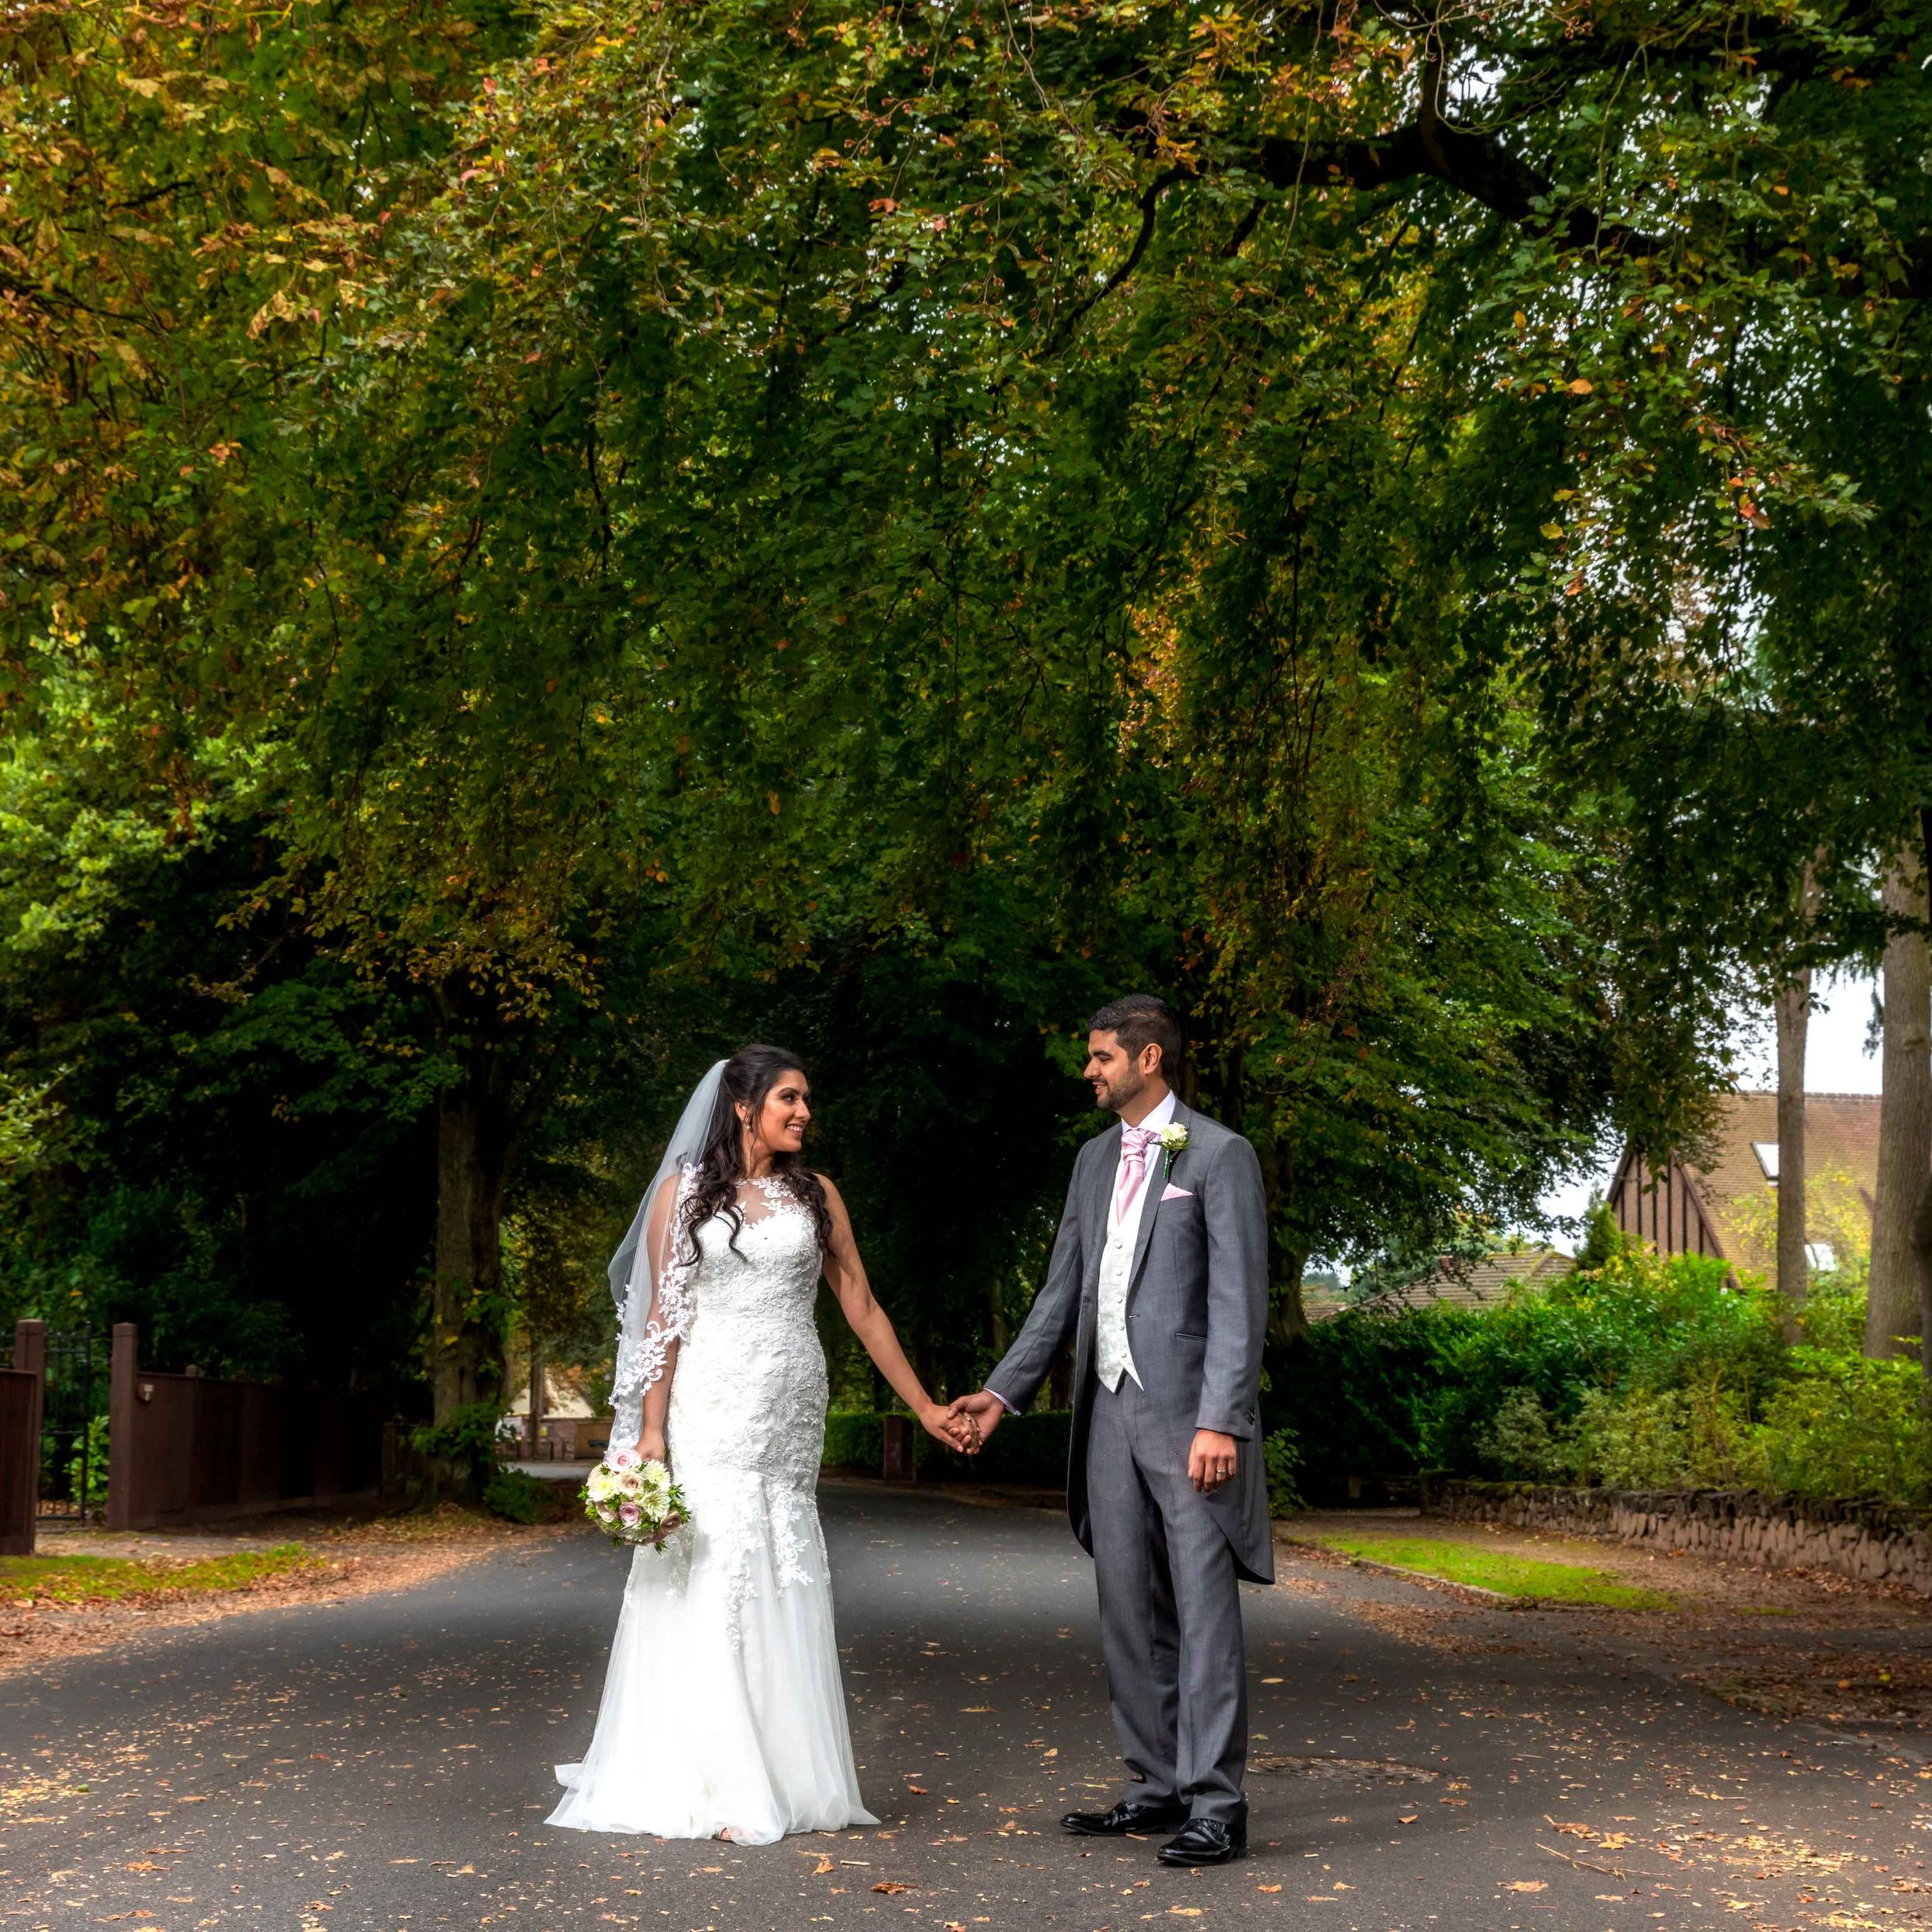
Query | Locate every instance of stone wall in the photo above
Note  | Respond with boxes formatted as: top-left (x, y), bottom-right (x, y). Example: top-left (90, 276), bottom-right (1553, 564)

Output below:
top-left (1429, 1479), bottom-right (1932, 1595)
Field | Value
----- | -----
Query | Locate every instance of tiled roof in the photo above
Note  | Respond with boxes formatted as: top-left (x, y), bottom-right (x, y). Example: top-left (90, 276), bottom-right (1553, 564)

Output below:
top-left (1687, 1090), bottom-right (1879, 1225)
top-left (1303, 1246), bottom-right (1574, 1322)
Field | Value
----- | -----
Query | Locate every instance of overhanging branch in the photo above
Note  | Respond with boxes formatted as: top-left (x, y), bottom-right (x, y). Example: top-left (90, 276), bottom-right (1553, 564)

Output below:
top-left (1253, 118), bottom-right (1666, 263)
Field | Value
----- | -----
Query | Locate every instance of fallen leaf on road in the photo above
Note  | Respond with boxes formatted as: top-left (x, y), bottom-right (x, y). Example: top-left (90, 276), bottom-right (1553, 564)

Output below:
top-left (873, 1882), bottom-right (913, 1895)
top-left (812, 1855), bottom-right (834, 1875)
top-left (1258, 1884), bottom-right (1281, 1892)
top-left (907, 1785), bottom-right (928, 1795)
top-left (1504, 1881), bottom-right (1547, 1892)
top-left (1398, 1813), bottom-right (1419, 1824)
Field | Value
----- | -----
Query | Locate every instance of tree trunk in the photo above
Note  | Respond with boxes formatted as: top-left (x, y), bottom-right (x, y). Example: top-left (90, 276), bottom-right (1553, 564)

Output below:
top-left (914, 1329), bottom-right (941, 1410)
top-left (1913, 1174), bottom-right (1932, 1407)
top-left (1269, 1249), bottom-right (1310, 1348)
top-left (1868, 849), bottom-right (1932, 1358)
top-left (983, 1272), bottom-right (1009, 1357)
top-left (431, 1044), bottom-right (513, 1426)
top-left (1774, 968), bottom-right (1810, 1339)
top-left (1915, 807), bottom-right (1932, 1403)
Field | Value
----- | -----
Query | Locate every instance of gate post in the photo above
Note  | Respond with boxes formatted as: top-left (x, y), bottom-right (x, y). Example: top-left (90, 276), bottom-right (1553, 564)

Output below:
top-left (0, 1319), bottom-right (46, 1557)
top-left (106, 1322), bottom-right (139, 1533)
top-left (881, 1413), bottom-right (918, 1484)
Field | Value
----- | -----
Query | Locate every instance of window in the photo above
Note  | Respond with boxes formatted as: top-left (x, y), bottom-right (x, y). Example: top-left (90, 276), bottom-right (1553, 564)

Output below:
top-left (1751, 1141), bottom-right (1779, 1181)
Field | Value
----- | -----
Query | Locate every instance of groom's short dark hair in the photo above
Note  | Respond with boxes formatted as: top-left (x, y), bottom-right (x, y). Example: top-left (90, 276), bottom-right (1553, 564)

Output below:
top-left (1088, 994), bottom-right (1183, 1078)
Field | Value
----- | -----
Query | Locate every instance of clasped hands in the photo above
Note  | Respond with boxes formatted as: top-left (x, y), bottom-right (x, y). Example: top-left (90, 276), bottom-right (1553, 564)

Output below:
top-left (939, 1390), bottom-right (1239, 1492)
top-left (918, 1401), bottom-right (983, 1453)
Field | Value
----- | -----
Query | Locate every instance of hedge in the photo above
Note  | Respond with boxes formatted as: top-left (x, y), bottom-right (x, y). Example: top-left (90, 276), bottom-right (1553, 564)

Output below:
top-left (822, 1409), bottom-right (1072, 1488)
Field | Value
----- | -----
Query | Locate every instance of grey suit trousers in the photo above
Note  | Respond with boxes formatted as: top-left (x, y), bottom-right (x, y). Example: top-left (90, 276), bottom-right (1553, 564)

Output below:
top-left (1086, 1374), bottom-right (1248, 1820)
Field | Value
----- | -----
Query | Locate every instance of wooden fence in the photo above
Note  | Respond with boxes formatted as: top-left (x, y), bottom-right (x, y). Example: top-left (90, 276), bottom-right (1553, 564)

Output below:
top-left (106, 1323), bottom-right (385, 1531)
top-left (0, 1320), bottom-right (46, 1557)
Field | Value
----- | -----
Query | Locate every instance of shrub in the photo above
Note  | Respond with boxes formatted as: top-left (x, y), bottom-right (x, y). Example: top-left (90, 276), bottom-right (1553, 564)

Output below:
top-left (1274, 1243), bottom-right (1857, 1502)
top-left (968, 1409), bottom-right (1071, 1486)
top-left (1478, 1388), bottom-right (1560, 1481)
top-left (821, 1411), bottom-right (886, 1472)
top-left (1568, 1386), bottom-right (1694, 1489)
top-left (483, 1467), bottom-right (567, 1524)
top-left (1796, 1263), bottom-right (1868, 1355)
top-left (66, 1415), bottom-right (110, 1516)
top-left (1740, 1353), bottom-right (1932, 1504)
top-left (1263, 1426), bottom-right (1305, 1514)
top-left (821, 1409), bottom-right (1073, 1488)
top-left (408, 1400), bottom-right (504, 1499)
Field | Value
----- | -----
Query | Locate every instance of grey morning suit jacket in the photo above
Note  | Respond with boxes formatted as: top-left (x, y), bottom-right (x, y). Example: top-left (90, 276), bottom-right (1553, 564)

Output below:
top-left (989, 1100), bottom-right (1275, 1585)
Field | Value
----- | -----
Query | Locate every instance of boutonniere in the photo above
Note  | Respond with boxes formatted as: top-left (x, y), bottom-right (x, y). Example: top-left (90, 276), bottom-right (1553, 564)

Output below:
top-left (1155, 1121), bottom-right (1188, 1178)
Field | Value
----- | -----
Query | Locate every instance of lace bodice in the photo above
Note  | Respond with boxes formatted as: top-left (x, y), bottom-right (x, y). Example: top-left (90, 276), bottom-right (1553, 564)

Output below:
top-left (608, 1174), bottom-right (830, 1640)
top-left (664, 1181), bottom-right (827, 1481)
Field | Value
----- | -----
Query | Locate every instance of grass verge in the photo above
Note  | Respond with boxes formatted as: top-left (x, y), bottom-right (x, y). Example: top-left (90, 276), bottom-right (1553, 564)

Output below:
top-left (0, 1543), bottom-right (323, 1606)
top-left (1311, 1533), bottom-right (1675, 1610)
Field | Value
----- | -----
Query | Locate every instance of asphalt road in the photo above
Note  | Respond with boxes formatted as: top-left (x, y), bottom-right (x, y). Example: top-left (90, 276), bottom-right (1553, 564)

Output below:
top-left (3, 1483), bottom-right (1928, 1931)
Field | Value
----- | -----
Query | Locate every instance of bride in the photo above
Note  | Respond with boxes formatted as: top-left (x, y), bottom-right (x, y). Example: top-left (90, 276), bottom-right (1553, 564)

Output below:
top-left (549, 1045), bottom-right (973, 1844)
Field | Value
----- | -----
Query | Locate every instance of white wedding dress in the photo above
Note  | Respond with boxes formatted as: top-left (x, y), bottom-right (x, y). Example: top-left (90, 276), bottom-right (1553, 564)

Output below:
top-left (548, 1175), bottom-right (877, 1844)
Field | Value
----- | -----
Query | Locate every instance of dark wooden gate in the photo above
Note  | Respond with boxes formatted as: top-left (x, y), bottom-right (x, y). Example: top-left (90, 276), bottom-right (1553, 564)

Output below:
top-left (105, 1324), bottom-right (385, 1531)
top-left (0, 1320), bottom-right (46, 1557)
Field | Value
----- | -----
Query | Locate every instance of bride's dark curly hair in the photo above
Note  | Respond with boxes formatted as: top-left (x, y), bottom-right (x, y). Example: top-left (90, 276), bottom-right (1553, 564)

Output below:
top-left (678, 1045), bottom-right (834, 1261)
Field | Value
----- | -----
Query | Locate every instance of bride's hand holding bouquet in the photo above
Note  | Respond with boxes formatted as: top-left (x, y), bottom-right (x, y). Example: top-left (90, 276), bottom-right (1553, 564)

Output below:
top-left (582, 1437), bottom-right (688, 1550)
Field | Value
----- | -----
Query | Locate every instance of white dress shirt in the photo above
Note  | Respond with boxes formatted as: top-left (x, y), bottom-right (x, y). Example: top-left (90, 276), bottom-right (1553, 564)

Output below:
top-left (1094, 1090), bottom-right (1176, 1393)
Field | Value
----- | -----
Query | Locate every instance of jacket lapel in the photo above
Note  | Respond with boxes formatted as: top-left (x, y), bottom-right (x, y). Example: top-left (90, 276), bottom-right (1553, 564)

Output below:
top-left (1126, 1098), bottom-right (1191, 1297)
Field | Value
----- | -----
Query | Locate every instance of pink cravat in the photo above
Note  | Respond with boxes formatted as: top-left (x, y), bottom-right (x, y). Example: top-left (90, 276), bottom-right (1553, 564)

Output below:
top-left (1115, 1125), bottom-right (1157, 1222)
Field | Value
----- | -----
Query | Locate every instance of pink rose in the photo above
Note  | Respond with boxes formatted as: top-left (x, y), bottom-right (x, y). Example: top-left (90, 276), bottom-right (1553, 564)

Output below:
top-left (617, 1502), bottom-right (642, 1528)
top-left (610, 1449), bottom-right (636, 1471)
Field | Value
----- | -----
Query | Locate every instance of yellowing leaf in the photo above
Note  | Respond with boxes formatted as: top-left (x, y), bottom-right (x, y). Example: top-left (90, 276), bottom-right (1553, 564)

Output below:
top-left (247, 289), bottom-right (299, 338)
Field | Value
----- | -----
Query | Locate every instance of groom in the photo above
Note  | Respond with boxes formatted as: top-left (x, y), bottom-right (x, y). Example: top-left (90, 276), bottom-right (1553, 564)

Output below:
top-left (949, 995), bottom-right (1271, 1867)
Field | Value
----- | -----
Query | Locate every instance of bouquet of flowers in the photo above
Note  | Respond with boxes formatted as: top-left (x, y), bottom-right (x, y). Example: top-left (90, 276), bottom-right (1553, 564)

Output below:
top-left (581, 1446), bottom-right (689, 1549)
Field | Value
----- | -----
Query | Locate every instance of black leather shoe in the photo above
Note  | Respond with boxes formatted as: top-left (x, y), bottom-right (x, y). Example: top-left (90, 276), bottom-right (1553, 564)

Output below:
top-left (1059, 1799), bottom-right (1191, 1837)
top-left (1157, 1806), bottom-right (1248, 1867)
